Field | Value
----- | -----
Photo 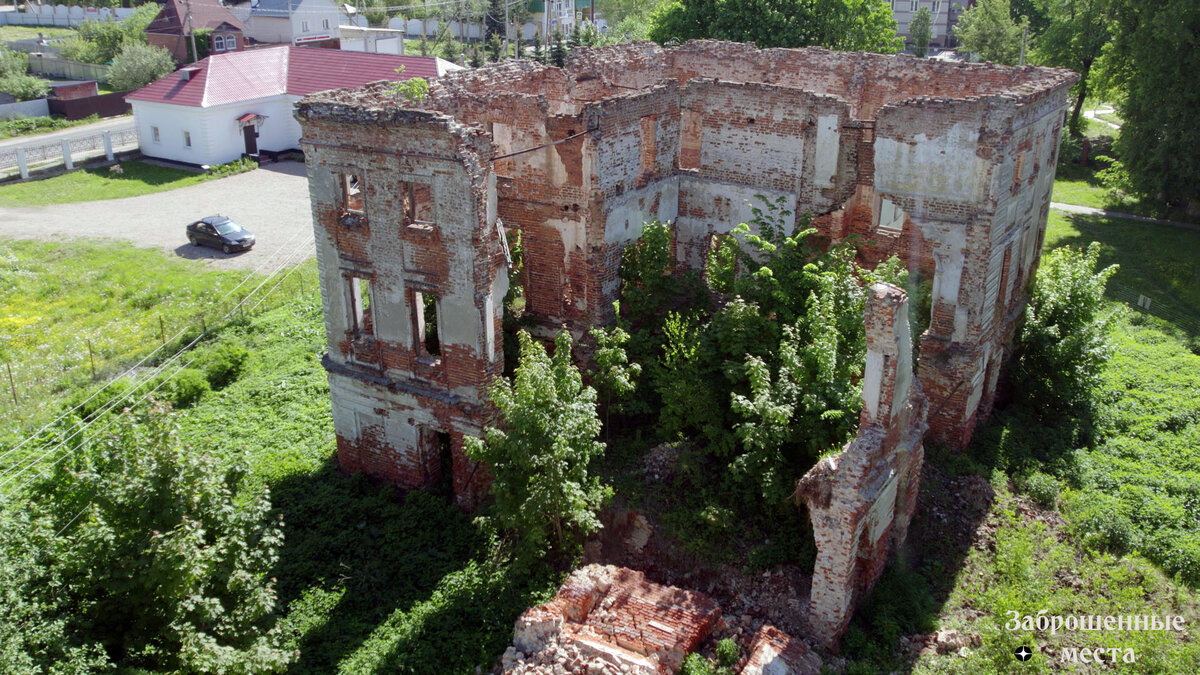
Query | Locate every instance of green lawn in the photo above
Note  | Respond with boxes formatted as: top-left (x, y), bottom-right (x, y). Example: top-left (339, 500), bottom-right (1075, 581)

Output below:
top-left (0, 240), bottom-right (557, 673)
top-left (0, 239), bottom-right (315, 448)
top-left (0, 113), bottom-right (102, 141)
top-left (0, 26), bottom-right (76, 41)
top-left (0, 161), bottom-right (219, 206)
top-left (1045, 210), bottom-right (1200, 335)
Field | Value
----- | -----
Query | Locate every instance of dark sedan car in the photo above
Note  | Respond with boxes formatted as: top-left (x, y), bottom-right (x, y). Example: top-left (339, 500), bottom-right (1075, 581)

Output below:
top-left (187, 216), bottom-right (256, 254)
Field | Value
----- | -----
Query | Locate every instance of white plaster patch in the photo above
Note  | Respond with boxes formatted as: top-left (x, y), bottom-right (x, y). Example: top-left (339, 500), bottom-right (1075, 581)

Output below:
top-left (813, 114), bottom-right (840, 188)
top-left (874, 120), bottom-right (986, 202)
top-left (862, 349), bottom-right (884, 422)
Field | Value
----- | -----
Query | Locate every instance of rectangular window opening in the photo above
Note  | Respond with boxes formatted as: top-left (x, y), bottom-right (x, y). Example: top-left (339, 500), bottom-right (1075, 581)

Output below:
top-left (183, 130), bottom-right (191, 148)
top-left (932, 0), bottom-right (941, 14)
top-left (151, 126), bottom-right (160, 143)
top-left (412, 290), bottom-right (441, 357)
top-left (340, 172), bottom-right (364, 214)
top-left (349, 276), bottom-right (373, 337)
top-left (910, 0), bottom-right (920, 11)
top-left (322, 18), bottom-right (330, 29)
top-left (401, 181), bottom-right (433, 224)
top-left (302, 20), bottom-right (309, 32)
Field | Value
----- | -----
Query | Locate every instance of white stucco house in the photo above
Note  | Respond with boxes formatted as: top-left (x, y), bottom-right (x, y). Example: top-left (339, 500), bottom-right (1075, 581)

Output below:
top-left (125, 46), bottom-right (459, 167)
top-left (228, 0), bottom-right (344, 46)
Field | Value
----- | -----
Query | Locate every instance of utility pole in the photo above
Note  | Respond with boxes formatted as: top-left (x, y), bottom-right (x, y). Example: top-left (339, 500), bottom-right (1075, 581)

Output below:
top-left (1018, 23), bottom-right (1027, 66)
top-left (184, 0), bottom-right (199, 63)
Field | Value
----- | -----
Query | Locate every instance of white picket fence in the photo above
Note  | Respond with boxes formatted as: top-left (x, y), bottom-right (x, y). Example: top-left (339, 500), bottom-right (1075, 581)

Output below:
top-left (0, 5), bottom-right (134, 27)
top-left (343, 17), bottom-right (605, 42)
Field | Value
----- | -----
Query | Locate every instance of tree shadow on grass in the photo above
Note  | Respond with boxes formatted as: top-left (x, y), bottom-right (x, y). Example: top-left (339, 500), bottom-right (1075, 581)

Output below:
top-left (269, 459), bottom-right (557, 674)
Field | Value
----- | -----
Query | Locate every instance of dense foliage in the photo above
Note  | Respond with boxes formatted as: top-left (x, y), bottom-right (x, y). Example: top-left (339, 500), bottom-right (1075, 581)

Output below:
top-left (466, 331), bottom-right (608, 558)
top-left (1106, 0), bottom-right (1200, 216)
top-left (647, 0), bottom-right (902, 52)
top-left (1, 406), bottom-right (293, 673)
top-left (1032, 0), bottom-right (1109, 137)
top-left (954, 0), bottom-right (1027, 65)
top-left (908, 6), bottom-right (932, 57)
top-left (59, 4), bottom-right (158, 65)
top-left (107, 43), bottom-right (175, 93)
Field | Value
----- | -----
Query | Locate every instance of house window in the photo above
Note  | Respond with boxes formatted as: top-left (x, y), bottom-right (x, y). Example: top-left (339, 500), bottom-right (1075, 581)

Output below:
top-left (183, 131), bottom-right (192, 148)
top-left (347, 276), bottom-right (373, 337)
top-left (322, 18), bottom-right (330, 29)
top-left (411, 290), bottom-right (440, 357)
top-left (151, 126), bottom-right (160, 143)
top-left (910, 0), bottom-right (919, 11)
top-left (302, 20), bottom-right (309, 32)
top-left (214, 35), bottom-right (226, 51)
top-left (339, 172), bottom-right (363, 215)
top-left (932, 0), bottom-right (941, 14)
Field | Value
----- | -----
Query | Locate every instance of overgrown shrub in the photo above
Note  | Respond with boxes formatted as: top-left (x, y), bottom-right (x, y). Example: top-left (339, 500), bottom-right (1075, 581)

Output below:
top-left (465, 331), bottom-right (609, 560)
top-left (0, 46), bottom-right (28, 78)
top-left (1063, 489), bottom-right (1136, 555)
top-left (170, 367), bottom-right (210, 407)
top-left (107, 43), bottom-right (174, 92)
top-left (23, 406), bottom-right (293, 673)
top-left (1012, 242), bottom-right (1117, 425)
top-left (197, 342), bottom-right (249, 390)
top-left (1019, 470), bottom-right (1061, 509)
top-left (0, 74), bottom-right (49, 102)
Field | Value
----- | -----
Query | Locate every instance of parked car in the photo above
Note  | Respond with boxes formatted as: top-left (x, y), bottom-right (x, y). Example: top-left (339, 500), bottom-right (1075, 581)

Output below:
top-left (187, 216), bottom-right (256, 254)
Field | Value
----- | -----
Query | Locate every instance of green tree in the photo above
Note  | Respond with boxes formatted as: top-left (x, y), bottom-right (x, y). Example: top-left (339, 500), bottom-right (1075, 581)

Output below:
top-left (1106, 0), bottom-right (1200, 216)
top-left (954, 0), bottom-right (1027, 65)
top-left (1012, 242), bottom-right (1117, 423)
top-left (465, 331), bottom-right (608, 557)
top-left (647, 0), bottom-right (902, 53)
top-left (0, 74), bottom-right (49, 102)
top-left (107, 43), bottom-right (175, 92)
top-left (60, 3), bottom-right (158, 65)
top-left (550, 30), bottom-right (568, 66)
top-left (909, 6), bottom-right (932, 57)
top-left (1033, 0), bottom-right (1109, 137)
top-left (587, 322), bottom-right (642, 423)
top-left (0, 46), bottom-right (28, 78)
top-left (32, 406), bottom-right (293, 673)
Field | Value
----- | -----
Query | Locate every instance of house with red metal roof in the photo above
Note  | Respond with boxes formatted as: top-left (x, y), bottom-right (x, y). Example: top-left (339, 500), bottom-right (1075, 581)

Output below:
top-left (125, 46), bottom-right (460, 167)
top-left (145, 0), bottom-right (248, 64)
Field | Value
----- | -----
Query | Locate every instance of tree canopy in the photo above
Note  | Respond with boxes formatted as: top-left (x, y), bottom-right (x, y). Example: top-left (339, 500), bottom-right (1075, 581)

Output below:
top-left (1105, 0), bottom-right (1200, 216)
top-left (1032, 0), bottom-right (1109, 137)
top-left (954, 0), bottom-right (1027, 65)
top-left (647, 0), bottom-right (902, 52)
top-left (909, 6), bottom-right (932, 57)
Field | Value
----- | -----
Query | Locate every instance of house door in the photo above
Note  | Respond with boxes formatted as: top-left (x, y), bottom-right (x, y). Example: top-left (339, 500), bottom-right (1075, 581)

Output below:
top-left (242, 124), bottom-right (258, 157)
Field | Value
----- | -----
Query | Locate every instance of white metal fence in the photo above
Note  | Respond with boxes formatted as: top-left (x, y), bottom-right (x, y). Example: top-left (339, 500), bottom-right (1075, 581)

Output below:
top-left (0, 127), bottom-right (138, 177)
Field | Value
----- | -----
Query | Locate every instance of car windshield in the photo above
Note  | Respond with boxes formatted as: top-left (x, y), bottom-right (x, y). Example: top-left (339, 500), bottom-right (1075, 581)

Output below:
top-left (214, 220), bottom-right (241, 235)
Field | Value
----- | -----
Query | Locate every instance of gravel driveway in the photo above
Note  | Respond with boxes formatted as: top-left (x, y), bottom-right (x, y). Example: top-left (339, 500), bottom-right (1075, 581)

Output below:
top-left (0, 161), bottom-right (315, 271)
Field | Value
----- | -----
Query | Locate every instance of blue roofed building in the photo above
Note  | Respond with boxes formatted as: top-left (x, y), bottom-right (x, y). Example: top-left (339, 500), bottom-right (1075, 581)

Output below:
top-left (227, 0), bottom-right (344, 47)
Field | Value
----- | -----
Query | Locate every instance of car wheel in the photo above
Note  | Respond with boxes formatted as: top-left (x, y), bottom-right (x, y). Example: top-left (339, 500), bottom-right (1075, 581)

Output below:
top-left (223, 244), bottom-right (233, 254)
top-left (188, 235), bottom-right (197, 246)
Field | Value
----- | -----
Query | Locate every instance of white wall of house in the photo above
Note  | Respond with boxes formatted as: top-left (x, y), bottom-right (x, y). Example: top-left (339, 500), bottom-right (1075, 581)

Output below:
top-left (131, 96), bottom-right (303, 166)
top-left (289, 0), bottom-right (341, 43)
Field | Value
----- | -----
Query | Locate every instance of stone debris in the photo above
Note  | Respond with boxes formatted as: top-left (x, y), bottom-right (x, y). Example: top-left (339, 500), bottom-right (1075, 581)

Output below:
top-left (507, 565), bottom-right (720, 675)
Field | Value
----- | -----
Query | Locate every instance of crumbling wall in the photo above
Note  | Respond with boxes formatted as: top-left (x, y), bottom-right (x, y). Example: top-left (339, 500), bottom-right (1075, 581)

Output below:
top-left (797, 283), bottom-right (928, 647)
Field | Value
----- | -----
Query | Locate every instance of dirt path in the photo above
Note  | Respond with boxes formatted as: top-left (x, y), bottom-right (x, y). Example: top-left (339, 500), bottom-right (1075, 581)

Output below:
top-left (0, 161), bottom-right (315, 271)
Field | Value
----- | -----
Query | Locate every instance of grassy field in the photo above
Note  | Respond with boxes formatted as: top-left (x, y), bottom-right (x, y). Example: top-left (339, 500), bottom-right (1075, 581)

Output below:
top-left (0, 239), bottom-right (314, 452)
top-left (0, 161), bottom-right (221, 206)
top-left (0, 26), bottom-right (76, 41)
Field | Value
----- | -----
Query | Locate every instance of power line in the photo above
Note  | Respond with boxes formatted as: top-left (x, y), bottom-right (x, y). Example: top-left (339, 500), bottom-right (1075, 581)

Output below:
top-left (0, 236), bottom-right (315, 499)
top-left (0, 226), bottom-right (313, 469)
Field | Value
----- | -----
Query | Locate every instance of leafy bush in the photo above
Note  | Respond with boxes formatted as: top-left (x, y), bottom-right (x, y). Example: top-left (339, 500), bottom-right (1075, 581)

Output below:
top-left (0, 74), bottom-right (49, 102)
top-left (0, 46), bottom-right (28, 78)
top-left (208, 157), bottom-right (258, 178)
top-left (714, 637), bottom-right (740, 667)
top-left (465, 331), bottom-right (609, 560)
top-left (60, 4), bottom-right (158, 65)
top-left (170, 367), bottom-right (210, 407)
top-left (197, 342), bottom-right (249, 390)
top-left (1063, 489), bottom-right (1136, 555)
top-left (1012, 242), bottom-right (1117, 425)
top-left (107, 43), bottom-right (174, 92)
top-left (680, 652), bottom-right (715, 675)
top-left (23, 406), bottom-right (293, 673)
top-left (1019, 470), bottom-right (1061, 509)
top-left (1145, 529), bottom-right (1200, 587)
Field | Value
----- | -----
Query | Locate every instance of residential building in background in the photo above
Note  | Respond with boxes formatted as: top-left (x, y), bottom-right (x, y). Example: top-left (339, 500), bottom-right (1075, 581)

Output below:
top-left (145, 0), bottom-right (247, 64)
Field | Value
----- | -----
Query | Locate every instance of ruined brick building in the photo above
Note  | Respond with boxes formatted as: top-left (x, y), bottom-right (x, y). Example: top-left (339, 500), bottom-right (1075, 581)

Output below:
top-left (294, 40), bottom-right (1076, 645)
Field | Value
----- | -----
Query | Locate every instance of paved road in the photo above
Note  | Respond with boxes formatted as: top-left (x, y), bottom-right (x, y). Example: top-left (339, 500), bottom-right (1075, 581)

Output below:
top-left (0, 161), bottom-right (317, 271)
top-left (0, 116), bottom-right (135, 153)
